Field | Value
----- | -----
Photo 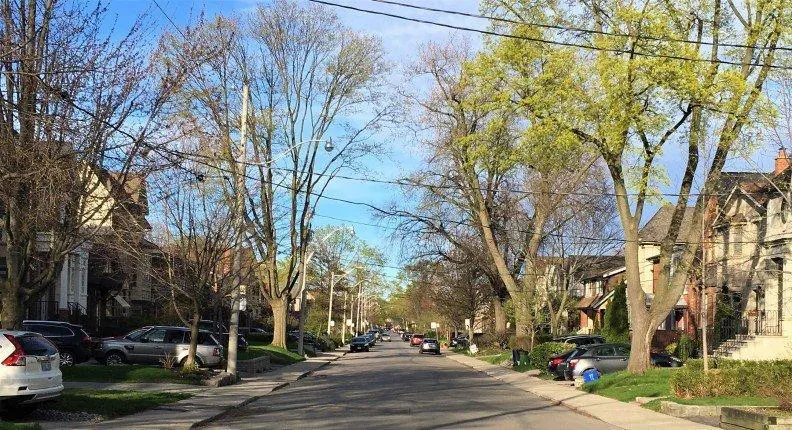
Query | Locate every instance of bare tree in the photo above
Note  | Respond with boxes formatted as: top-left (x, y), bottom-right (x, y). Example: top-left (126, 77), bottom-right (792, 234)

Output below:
top-left (0, 0), bottom-right (188, 327)
top-left (242, 0), bottom-right (390, 348)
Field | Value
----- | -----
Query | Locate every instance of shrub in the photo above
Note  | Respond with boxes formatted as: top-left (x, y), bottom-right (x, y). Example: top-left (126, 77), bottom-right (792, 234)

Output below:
top-left (527, 342), bottom-right (573, 373)
top-left (670, 359), bottom-right (792, 398)
top-left (674, 334), bottom-right (698, 361)
top-left (602, 282), bottom-right (629, 343)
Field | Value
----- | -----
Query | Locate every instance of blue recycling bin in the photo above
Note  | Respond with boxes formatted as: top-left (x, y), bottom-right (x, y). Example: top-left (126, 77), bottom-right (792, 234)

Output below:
top-left (582, 368), bottom-right (601, 383)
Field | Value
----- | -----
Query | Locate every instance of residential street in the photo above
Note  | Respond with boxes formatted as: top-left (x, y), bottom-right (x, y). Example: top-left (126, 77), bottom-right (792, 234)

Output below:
top-left (206, 341), bottom-right (617, 430)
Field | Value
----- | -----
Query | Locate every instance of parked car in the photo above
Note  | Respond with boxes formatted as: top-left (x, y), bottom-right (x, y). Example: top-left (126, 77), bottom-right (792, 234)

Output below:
top-left (450, 334), bottom-right (469, 348)
top-left (103, 326), bottom-right (152, 342)
top-left (367, 330), bottom-right (382, 341)
top-left (410, 334), bottom-right (425, 347)
top-left (651, 352), bottom-right (683, 368)
top-left (419, 338), bottom-right (440, 355)
top-left (21, 320), bottom-right (93, 367)
top-left (564, 343), bottom-right (683, 380)
top-left (402, 332), bottom-right (413, 342)
top-left (96, 326), bottom-right (223, 367)
top-left (349, 336), bottom-right (370, 353)
top-left (363, 333), bottom-right (376, 348)
top-left (548, 346), bottom-right (584, 379)
top-left (552, 335), bottom-right (606, 347)
top-left (198, 320), bottom-right (248, 352)
top-left (381, 333), bottom-right (391, 342)
top-left (288, 331), bottom-right (326, 351)
top-left (0, 331), bottom-right (62, 417)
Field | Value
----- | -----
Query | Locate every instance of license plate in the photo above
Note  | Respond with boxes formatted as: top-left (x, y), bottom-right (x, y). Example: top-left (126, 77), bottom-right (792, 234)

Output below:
top-left (41, 361), bottom-right (51, 371)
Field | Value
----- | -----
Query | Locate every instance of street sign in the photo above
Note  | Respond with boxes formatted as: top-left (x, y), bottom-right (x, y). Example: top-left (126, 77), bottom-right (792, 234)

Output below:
top-left (239, 297), bottom-right (247, 312)
top-left (347, 318), bottom-right (353, 326)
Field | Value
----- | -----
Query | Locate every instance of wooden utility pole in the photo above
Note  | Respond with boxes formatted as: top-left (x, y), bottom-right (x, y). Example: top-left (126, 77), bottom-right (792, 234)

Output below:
top-left (227, 81), bottom-right (249, 376)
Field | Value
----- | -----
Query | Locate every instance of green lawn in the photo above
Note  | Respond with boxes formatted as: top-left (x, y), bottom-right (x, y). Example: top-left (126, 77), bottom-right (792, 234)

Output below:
top-left (237, 341), bottom-right (305, 364)
top-left (478, 351), bottom-right (511, 365)
top-left (42, 388), bottom-right (192, 419)
top-left (582, 368), bottom-right (676, 402)
top-left (62, 365), bottom-right (194, 384)
top-left (584, 368), bottom-right (778, 411)
top-left (0, 424), bottom-right (41, 430)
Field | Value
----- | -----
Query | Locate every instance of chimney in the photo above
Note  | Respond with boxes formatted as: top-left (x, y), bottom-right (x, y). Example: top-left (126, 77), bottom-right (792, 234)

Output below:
top-left (775, 148), bottom-right (791, 175)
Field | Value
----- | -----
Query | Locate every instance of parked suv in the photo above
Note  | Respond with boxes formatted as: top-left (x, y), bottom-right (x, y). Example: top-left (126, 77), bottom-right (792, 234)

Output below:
top-left (564, 343), bottom-right (682, 380)
top-left (96, 326), bottom-right (223, 367)
top-left (198, 320), bottom-right (249, 352)
top-left (21, 320), bottom-right (93, 366)
top-left (0, 331), bottom-right (62, 417)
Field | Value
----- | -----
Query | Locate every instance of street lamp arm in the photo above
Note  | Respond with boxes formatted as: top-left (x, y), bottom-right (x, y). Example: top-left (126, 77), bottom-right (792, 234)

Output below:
top-left (233, 138), bottom-right (333, 167)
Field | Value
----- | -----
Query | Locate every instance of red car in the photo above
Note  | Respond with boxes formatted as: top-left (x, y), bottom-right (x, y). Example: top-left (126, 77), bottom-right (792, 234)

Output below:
top-left (410, 334), bottom-right (425, 347)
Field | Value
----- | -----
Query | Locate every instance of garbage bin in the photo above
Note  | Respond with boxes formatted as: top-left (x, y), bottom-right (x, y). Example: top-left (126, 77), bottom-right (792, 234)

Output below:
top-left (582, 368), bottom-right (601, 383)
top-left (512, 349), bottom-right (528, 366)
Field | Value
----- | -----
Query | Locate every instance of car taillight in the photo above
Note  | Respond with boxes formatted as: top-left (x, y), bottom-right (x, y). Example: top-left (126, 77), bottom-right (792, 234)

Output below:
top-left (551, 358), bottom-right (563, 366)
top-left (568, 359), bottom-right (579, 369)
top-left (2, 334), bottom-right (26, 366)
top-left (213, 347), bottom-right (221, 357)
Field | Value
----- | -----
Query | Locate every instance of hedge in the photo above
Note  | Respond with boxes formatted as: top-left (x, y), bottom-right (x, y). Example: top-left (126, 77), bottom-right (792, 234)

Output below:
top-left (671, 359), bottom-right (792, 398)
top-left (526, 342), bottom-right (573, 372)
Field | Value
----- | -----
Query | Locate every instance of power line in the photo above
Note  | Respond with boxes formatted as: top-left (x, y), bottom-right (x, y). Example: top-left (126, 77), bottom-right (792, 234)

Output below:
top-left (309, 0), bottom-right (790, 71)
top-left (151, 0), bottom-right (187, 39)
top-left (165, 148), bottom-right (786, 248)
top-left (367, 0), bottom-right (792, 53)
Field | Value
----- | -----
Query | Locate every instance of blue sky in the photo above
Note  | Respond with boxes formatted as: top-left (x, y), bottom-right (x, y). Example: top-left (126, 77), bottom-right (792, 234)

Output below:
top-left (108, 0), bottom-right (782, 281)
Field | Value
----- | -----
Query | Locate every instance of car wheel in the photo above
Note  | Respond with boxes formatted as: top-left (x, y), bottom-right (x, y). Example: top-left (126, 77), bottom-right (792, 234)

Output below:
top-left (59, 350), bottom-right (75, 367)
top-left (104, 351), bottom-right (126, 366)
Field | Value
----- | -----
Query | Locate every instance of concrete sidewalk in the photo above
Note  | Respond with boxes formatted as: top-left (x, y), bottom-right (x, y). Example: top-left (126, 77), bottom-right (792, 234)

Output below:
top-left (445, 352), bottom-right (716, 430)
top-left (46, 350), bottom-right (346, 430)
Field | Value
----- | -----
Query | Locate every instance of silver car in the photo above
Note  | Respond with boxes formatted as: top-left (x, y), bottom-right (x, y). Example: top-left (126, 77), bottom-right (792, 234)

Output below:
top-left (566, 343), bottom-right (631, 379)
top-left (96, 326), bottom-right (223, 367)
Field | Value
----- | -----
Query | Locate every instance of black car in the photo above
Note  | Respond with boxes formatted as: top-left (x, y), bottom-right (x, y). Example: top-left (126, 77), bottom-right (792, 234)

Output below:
top-left (350, 336), bottom-right (370, 352)
top-left (197, 320), bottom-right (249, 352)
top-left (402, 332), bottom-right (413, 342)
top-left (21, 320), bottom-right (93, 366)
top-left (450, 335), bottom-right (469, 348)
top-left (651, 352), bottom-right (683, 368)
top-left (419, 338), bottom-right (441, 355)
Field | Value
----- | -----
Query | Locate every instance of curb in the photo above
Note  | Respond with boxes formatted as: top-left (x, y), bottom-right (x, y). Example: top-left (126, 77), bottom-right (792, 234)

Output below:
top-left (443, 352), bottom-right (715, 430)
top-left (192, 351), bottom-right (347, 428)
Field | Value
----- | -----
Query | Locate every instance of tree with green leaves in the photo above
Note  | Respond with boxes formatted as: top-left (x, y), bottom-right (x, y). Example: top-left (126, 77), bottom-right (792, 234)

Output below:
top-left (602, 282), bottom-right (630, 343)
top-left (478, 0), bottom-right (786, 371)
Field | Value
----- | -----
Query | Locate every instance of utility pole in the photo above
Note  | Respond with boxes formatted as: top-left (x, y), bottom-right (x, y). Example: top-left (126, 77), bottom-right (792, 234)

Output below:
top-left (701, 192), bottom-right (709, 372)
top-left (227, 81), bottom-right (249, 377)
top-left (342, 290), bottom-right (347, 344)
top-left (327, 272), bottom-right (337, 336)
top-left (297, 246), bottom-right (311, 357)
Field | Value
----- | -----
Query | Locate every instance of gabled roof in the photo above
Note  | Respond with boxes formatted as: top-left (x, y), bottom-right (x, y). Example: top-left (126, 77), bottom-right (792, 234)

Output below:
top-left (638, 205), bottom-right (696, 244)
top-left (578, 256), bottom-right (626, 280)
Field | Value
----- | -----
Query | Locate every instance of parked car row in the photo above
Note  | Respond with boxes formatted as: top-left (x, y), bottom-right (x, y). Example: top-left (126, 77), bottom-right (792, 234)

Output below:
top-left (547, 338), bottom-right (682, 380)
top-left (18, 320), bottom-right (247, 369)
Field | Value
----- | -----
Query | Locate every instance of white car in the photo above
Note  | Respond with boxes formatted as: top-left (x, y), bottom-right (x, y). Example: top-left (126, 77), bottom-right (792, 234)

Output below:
top-left (0, 331), bottom-right (63, 416)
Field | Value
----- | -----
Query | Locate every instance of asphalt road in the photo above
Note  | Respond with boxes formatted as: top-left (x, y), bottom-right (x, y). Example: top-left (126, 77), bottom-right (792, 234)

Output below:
top-left (207, 336), bottom-right (617, 430)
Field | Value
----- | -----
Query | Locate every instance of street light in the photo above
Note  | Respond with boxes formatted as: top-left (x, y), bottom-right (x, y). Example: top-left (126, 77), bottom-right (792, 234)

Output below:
top-left (229, 137), bottom-right (334, 367)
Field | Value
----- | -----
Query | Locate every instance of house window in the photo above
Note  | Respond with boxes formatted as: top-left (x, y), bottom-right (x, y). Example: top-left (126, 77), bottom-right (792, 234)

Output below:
top-left (732, 225), bottom-right (743, 256)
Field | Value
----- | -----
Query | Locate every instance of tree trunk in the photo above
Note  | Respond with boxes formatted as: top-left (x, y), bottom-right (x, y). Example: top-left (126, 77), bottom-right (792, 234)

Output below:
top-left (185, 312), bottom-right (200, 368)
top-left (492, 297), bottom-right (507, 334)
top-left (1, 281), bottom-right (22, 329)
top-left (513, 292), bottom-right (533, 350)
top-left (270, 296), bottom-right (288, 348)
